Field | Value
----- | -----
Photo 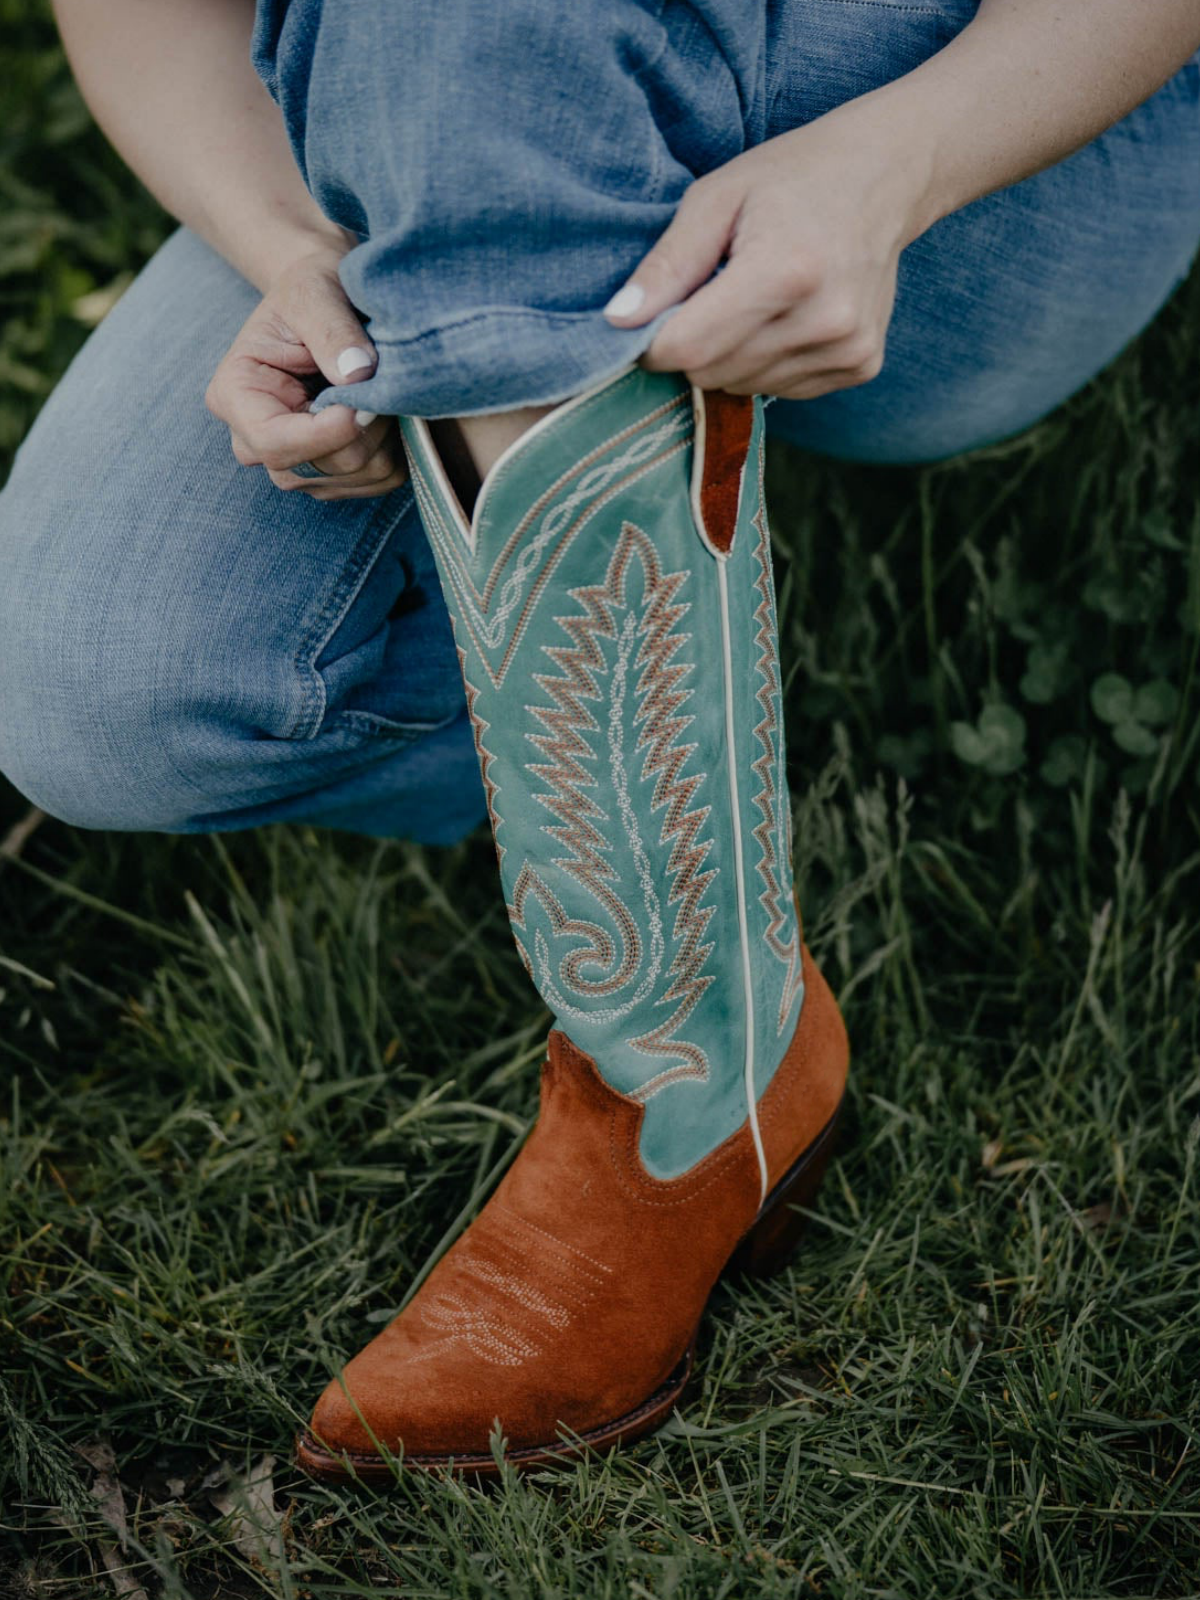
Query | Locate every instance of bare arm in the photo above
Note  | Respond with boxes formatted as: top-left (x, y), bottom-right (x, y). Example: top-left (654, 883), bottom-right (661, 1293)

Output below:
top-left (611, 0), bottom-right (1200, 398)
top-left (51, 0), bottom-right (349, 291)
top-left (52, 0), bottom-right (408, 500)
top-left (883, 0), bottom-right (1200, 233)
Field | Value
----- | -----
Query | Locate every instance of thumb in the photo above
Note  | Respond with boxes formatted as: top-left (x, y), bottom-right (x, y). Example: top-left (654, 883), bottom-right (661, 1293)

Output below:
top-left (283, 268), bottom-right (379, 396)
top-left (603, 182), bottom-right (740, 326)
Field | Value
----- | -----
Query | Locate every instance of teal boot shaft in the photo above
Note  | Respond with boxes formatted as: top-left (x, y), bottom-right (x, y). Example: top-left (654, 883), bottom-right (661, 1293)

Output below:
top-left (401, 368), bottom-right (804, 1180)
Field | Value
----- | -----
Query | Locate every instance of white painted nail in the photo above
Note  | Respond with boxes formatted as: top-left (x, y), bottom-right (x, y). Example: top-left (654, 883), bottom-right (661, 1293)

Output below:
top-left (337, 345), bottom-right (375, 378)
top-left (604, 283), bottom-right (646, 320)
top-left (354, 410), bottom-right (377, 428)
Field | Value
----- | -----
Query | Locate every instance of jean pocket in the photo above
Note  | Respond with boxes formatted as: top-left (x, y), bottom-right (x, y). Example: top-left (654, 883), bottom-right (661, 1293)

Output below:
top-left (289, 483), bottom-right (468, 745)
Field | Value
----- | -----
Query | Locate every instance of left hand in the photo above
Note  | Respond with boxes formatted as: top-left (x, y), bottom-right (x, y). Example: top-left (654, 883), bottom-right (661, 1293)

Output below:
top-left (205, 244), bottom-right (408, 500)
top-left (604, 98), bottom-right (934, 400)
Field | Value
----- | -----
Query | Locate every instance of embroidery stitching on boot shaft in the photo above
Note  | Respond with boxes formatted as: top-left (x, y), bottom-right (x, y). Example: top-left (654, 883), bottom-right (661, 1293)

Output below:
top-left (748, 500), bottom-right (804, 1032)
top-left (412, 428), bottom-right (692, 688)
top-left (400, 371), bottom-right (806, 1176)
top-left (508, 522), bottom-right (718, 1090)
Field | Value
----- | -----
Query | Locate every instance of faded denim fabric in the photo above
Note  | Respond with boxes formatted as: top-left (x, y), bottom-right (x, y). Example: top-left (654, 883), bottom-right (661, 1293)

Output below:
top-left (253, 0), bottom-right (1200, 444)
top-left (1, 3), bottom-right (1197, 837)
top-left (0, 231), bottom-right (484, 841)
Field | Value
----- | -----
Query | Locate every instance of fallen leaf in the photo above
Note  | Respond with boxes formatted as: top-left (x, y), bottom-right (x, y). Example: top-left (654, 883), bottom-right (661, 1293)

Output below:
top-left (74, 1440), bottom-right (148, 1599)
top-left (205, 1454), bottom-right (283, 1568)
top-left (1075, 1201), bottom-right (1115, 1233)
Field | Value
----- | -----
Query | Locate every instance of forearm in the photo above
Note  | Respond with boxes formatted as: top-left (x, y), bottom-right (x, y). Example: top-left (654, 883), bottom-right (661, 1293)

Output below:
top-left (52, 0), bottom-right (350, 290)
top-left (862, 0), bottom-right (1200, 239)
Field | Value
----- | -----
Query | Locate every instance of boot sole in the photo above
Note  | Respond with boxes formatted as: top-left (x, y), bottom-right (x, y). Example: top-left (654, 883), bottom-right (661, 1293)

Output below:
top-left (294, 1101), bottom-right (842, 1483)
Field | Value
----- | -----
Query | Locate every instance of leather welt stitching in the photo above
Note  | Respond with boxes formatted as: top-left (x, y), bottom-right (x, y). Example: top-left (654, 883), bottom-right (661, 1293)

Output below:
top-left (303, 1349), bottom-right (692, 1468)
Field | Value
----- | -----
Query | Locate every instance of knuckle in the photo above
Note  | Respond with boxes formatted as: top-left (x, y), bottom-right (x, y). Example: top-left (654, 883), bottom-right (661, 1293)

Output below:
top-left (778, 255), bottom-right (821, 299)
top-left (663, 335), bottom-right (706, 373)
top-left (840, 333), bottom-right (877, 369)
top-left (676, 176), bottom-right (707, 211)
top-left (638, 247), bottom-right (677, 290)
top-left (816, 296), bottom-right (858, 343)
top-left (855, 349), bottom-right (885, 382)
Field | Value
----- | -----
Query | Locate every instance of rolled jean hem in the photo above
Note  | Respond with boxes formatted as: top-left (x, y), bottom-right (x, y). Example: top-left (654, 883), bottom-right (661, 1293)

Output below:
top-left (310, 304), bottom-right (674, 420)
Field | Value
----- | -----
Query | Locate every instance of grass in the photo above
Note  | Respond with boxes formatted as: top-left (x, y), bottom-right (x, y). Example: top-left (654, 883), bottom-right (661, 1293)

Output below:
top-left (2, 7), bottom-right (1200, 1597)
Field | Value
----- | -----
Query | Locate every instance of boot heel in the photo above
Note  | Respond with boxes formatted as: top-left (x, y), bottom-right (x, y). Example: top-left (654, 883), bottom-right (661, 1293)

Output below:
top-left (727, 1106), bottom-right (842, 1280)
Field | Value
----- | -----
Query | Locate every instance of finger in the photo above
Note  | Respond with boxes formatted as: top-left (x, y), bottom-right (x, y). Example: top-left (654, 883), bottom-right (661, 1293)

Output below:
top-left (677, 318), bottom-right (807, 393)
top-left (642, 249), bottom-right (821, 376)
top-left (306, 477), bottom-right (408, 500)
top-left (603, 178), bottom-right (741, 328)
top-left (271, 463), bottom-right (410, 501)
top-left (223, 382), bottom-right (363, 469)
top-left (271, 434), bottom-right (407, 491)
top-left (205, 352), bottom-right (311, 430)
top-left (304, 415), bottom-right (396, 478)
top-left (740, 354), bottom-right (884, 402)
top-left (276, 265), bottom-right (380, 391)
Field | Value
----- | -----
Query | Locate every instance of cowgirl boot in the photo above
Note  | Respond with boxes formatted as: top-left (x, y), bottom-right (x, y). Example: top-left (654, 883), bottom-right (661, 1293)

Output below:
top-left (297, 368), bottom-right (849, 1480)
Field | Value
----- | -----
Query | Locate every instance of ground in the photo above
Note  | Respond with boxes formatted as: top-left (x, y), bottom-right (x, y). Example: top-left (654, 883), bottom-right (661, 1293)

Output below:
top-left (2, 7), bottom-right (1199, 1597)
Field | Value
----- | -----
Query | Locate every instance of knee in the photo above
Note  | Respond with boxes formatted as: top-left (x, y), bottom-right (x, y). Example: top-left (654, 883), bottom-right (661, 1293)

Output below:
top-left (0, 494), bottom-right (474, 837)
top-left (0, 487), bottom-right (262, 832)
top-left (0, 578), bottom-right (201, 833)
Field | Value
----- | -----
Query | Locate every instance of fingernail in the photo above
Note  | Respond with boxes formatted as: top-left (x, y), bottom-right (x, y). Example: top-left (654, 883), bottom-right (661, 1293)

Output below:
top-left (354, 409), bottom-right (377, 428)
top-left (604, 283), bottom-right (646, 320)
top-left (337, 345), bottom-right (375, 378)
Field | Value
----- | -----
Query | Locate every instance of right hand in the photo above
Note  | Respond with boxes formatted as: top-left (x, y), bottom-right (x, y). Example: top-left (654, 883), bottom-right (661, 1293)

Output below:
top-left (205, 246), bottom-right (408, 500)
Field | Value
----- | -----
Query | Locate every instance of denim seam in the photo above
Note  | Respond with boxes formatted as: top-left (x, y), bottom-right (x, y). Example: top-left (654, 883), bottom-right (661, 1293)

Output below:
top-left (369, 308), bottom-right (634, 350)
top-left (331, 706), bottom-right (457, 742)
top-left (817, 1), bottom-right (945, 12)
top-left (288, 483), bottom-right (417, 742)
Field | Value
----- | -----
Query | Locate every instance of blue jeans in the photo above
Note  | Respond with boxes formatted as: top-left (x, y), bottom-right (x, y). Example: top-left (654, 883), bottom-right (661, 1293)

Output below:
top-left (1, 3), bottom-right (1198, 838)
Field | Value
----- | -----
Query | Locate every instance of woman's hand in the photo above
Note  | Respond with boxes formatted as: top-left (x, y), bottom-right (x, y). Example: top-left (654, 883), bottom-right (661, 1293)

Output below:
top-left (605, 98), bottom-right (934, 401)
top-left (205, 246), bottom-right (408, 499)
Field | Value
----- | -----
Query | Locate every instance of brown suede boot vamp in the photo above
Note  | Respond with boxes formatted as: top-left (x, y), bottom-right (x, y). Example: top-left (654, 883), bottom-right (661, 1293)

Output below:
top-left (296, 943), bottom-right (847, 1480)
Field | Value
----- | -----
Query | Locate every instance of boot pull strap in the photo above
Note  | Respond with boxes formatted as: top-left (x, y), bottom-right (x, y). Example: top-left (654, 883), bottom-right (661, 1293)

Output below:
top-left (689, 387), bottom-right (755, 560)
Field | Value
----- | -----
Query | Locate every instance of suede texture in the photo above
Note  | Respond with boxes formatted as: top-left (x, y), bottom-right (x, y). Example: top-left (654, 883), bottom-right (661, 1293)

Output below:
top-left (305, 943), bottom-right (848, 1464)
top-left (695, 389), bottom-right (755, 555)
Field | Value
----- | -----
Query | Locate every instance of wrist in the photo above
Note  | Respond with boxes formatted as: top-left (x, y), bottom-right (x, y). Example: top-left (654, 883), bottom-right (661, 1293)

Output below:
top-left (836, 86), bottom-right (947, 247)
top-left (784, 89), bottom-right (944, 257)
top-left (242, 215), bottom-right (358, 295)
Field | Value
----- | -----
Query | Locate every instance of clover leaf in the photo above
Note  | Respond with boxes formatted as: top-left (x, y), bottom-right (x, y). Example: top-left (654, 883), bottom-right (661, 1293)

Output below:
top-left (1090, 674), bottom-right (1134, 725)
top-left (950, 703), bottom-right (1026, 776)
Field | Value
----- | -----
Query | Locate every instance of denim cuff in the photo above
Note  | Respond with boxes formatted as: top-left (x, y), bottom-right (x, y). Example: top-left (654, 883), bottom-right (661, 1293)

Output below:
top-left (309, 305), bottom-right (675, 421)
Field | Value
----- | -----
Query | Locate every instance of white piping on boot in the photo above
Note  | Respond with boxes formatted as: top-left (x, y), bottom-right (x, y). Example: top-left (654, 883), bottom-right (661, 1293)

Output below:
top-left (717, 559), bottom-right (769, 1207)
